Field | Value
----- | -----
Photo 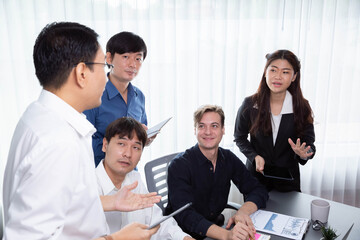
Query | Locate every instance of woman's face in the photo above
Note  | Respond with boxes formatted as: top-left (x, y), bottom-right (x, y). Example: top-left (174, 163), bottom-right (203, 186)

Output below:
top-left (265, 59), bottom-right (297, 95)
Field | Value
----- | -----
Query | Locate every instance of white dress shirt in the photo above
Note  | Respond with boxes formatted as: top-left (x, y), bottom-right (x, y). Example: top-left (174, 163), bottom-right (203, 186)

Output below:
top-left (271, 90), bottom-right (293, 145)
top-left (3, 90), bottom-right (109, 240)
top-left (96, 160), bottom-right (189, 240)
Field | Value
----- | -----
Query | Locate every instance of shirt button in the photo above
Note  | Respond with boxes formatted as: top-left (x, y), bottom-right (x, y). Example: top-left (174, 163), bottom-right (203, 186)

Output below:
top-left (210, 167), bottom-right (213, 171)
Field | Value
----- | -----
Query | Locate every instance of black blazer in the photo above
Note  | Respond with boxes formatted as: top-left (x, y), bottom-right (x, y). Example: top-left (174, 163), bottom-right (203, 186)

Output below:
top-left (234, 96), bottom-right (316, 192)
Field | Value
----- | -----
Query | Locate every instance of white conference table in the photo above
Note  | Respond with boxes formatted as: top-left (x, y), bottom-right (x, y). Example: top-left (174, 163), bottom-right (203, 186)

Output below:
top-left (262, 191), bottom-right (360, 240)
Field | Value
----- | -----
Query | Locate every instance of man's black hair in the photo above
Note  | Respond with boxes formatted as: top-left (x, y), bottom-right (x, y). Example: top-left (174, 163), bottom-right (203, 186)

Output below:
top-left (104, 117), bottom-right (147, 148)
top-left (106, 31), bottom-right (147, 59)
top-left (33, 22), bottom-right (99, 89)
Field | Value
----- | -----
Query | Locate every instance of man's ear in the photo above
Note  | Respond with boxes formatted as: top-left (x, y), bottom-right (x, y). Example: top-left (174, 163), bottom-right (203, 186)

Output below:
top-left (106, 52), bottom-right (113, 64)
top-left (222, 126), bottom-right (225, 135)
top-left (74, 62), bottom-right (88, 88)
top-left (102, 138), bottom-right (108, 153)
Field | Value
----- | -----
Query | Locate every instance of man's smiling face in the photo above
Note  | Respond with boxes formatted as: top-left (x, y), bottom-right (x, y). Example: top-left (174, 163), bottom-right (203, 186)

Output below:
top-left (195, 112), bottom-right (224, 152)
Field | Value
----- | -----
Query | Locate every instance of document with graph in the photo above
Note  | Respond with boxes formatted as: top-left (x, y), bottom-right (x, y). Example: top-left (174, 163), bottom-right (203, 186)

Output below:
top-left (250, 210), bottom-right (310, 240)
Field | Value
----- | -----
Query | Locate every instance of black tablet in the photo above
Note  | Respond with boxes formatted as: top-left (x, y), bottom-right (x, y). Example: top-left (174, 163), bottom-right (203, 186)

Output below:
top-left (147, 202), bottom-right (192, 229)
top-left (262, 166), bottom-right (294, 181)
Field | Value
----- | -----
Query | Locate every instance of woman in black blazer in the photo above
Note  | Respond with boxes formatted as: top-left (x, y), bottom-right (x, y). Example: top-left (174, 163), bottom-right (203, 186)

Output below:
top-left (234, 50), bottom-right (315, 192)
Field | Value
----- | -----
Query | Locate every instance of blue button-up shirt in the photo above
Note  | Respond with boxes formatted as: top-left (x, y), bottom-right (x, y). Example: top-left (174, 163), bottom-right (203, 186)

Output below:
top-left (84, 79), bottom-right (147, 166)
top-left (165, 144), bottom-right (268, 239)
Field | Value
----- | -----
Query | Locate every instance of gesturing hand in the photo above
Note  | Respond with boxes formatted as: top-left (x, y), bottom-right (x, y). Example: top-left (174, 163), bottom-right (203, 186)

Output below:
top-left (288, 138), bottom-right (314, 159)
top-left (114, 181), bottom-right (161, 212)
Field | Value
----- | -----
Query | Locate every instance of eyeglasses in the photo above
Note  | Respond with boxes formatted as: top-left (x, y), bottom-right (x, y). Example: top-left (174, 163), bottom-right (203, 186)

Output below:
top-left (84, 62), bottom-right (114, 70)
top-left (312, 220), bottom-right (325, 231)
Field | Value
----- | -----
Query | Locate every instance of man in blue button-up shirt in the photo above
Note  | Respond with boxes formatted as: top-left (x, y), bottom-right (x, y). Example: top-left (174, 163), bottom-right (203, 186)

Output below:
top-left (165, 105), bottom-right (269, 240)
top-left (84, 32), bottom-right (148, 166)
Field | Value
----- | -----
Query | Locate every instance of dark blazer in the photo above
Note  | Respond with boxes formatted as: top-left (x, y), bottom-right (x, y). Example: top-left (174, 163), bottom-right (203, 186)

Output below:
top-left (234, 96), bottom-right (316, 192)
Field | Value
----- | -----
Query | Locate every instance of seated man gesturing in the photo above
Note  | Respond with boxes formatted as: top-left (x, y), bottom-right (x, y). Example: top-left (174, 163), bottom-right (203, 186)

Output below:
top-left (96, 117), bottom-right (194, 240)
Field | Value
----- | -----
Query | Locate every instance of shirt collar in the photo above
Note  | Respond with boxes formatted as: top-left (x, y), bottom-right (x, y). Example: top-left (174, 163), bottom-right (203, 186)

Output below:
top-left (96, 160), bottom-right (138, 195)
top-left (194, 144), bottom-right (224, 165)
top-left (106, 75), bottom-right (137, 100)
top-left (38, 90), bottom-right (95, 137)
top-left (96, 160), bottom-right (117, 195)
top-left (252, 91), bottom-right (293, 114)
top-left (280, 91), bottom-right (293, 114)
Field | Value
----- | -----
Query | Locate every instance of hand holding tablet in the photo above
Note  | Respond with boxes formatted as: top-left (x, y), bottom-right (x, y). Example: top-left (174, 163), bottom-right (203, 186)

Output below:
top-left (147, 202), bottom-right (192, 229)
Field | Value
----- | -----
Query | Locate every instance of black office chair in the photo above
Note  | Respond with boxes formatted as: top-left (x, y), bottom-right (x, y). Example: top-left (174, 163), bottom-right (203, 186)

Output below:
top-left (144, 152), bottom-right (241, 213)
top-left (144, 152), bottom-right (179, 211)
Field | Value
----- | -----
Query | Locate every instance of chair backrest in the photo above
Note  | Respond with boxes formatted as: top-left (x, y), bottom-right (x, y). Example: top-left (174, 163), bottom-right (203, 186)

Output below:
top-left (144, 152), bottom-right (180, 212)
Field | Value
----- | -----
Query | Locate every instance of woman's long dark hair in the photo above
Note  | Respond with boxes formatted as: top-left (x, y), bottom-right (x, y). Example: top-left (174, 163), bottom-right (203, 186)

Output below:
top-left (250, 50), bottom-right (313, 136)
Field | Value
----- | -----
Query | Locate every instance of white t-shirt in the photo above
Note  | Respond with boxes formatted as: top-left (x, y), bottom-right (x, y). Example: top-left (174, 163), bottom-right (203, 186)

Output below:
top-left (96, 160), bottom-right (189, 240)
top-left (3, 90), bottom-right (109, 240)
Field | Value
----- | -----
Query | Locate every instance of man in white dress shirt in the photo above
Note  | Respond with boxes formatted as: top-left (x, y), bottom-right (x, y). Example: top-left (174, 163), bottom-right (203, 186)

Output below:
top-left (96, 117), bottom-right (194, 240)
top-left (2, 22), bottom-right (160, 240)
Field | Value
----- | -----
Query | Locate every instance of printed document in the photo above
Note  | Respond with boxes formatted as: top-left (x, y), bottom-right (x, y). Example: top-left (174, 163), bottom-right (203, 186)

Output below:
top-left (253, 232), bottom-right (271, 240)
top-left (250, 210), bottom-right (310, 240)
